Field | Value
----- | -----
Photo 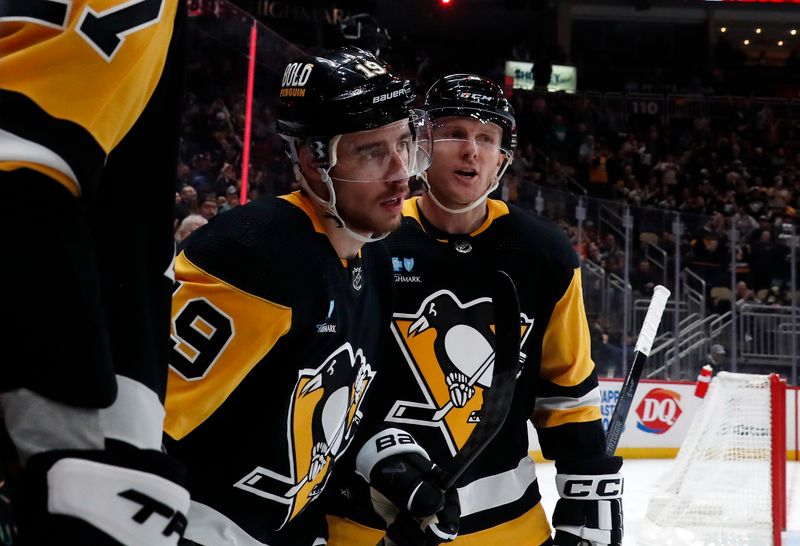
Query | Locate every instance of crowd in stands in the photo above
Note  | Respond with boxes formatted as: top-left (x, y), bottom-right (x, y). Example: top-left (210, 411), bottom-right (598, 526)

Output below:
top-left (174, 17), bottom-right (799, 316)
top-left (500, 90), bottom-right (799, 308)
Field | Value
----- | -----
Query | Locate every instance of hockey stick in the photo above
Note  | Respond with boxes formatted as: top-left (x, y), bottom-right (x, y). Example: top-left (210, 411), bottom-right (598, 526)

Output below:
top-left (390, 351), bottom-right (496, 424)
top-left (379, 270), bottom-right (523, 545)
top-left (605, 285), bottom-right (671, 455)
top-left (436, 270), bottom-right (522, 489)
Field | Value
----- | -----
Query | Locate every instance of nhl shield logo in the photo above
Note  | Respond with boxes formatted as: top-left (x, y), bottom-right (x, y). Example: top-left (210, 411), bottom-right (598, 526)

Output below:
top-left (233, 343), bottom-right (374, 527)
top-left (385, 290), bottom-right (533, 455)
top-left (454, 241), bottom-right (472, 254)
top-left (351, 265), bottom-right (363, 291)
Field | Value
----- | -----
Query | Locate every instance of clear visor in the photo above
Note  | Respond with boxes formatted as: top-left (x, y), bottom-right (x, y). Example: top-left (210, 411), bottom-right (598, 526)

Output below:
top-left (328, 109), bottom-right (432, 184)
top-left (431, 115), bottom-right (510, 157)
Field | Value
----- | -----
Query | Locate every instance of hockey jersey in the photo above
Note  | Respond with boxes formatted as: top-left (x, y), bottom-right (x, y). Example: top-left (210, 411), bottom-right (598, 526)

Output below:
top-left (326, 197), bottom-right (605, 546)
top-left (164, 192), bottom-right (394, 546)
top-left (0, 0), bottom-right (181, 198)
top-left (0, 2), bottom-right (185, 411)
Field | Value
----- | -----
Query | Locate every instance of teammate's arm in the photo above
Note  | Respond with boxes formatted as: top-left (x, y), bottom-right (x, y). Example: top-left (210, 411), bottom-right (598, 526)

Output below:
top-left (0, 2), bottom-right (190, 544)
top-left (533, 268), bottom-right (623, 546)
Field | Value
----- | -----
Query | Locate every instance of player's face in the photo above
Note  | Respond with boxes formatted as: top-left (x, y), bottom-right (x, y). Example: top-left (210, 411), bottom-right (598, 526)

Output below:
top-left (331, 120), bottom-right (412, 234)
top-left (426, 117), bottom-right (505, 208)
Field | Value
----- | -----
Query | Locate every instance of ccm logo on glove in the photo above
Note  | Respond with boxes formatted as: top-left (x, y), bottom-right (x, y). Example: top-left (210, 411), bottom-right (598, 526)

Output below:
top-left (559, 477), bottom-right (623, 498)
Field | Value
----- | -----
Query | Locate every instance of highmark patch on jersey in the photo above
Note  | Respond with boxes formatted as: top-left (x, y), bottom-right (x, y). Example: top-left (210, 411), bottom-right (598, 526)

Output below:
top-left (385, 290), bottom-right (533, 455)
top-left (233, 343), bottom-right (375, 528)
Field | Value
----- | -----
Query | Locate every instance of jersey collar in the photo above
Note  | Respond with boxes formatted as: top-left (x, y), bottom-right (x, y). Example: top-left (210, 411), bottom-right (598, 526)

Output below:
top-left (404, 196), bottom-right (510, 239)
top-left (280, 190), bottom-right (362, 265)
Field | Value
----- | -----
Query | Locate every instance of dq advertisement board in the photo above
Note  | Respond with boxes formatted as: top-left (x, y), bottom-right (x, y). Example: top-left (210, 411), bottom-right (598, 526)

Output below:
top-left (528, 378), bottom-right (799, 459)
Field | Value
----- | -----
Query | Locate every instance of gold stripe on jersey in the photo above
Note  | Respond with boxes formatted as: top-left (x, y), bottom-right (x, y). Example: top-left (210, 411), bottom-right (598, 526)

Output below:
top-left (0, 0), bottom-right (178, 154)
top-left (280, 191), bottom-right (361, 267)
top-left (0, 161), bottom-right (79, 196)
top-left (327, 502), bottom-right (550, 546)
top-left (471, 199), bottom-right (510, 237)
top-left (401, 197), bottom-right (511, 237)
top-left (164, 252), bottom-right (292, 440)
top-left (534, 399), bottom-right (600, 429)
top-left (280, 191), bottom-right (326, 235)
top-left (539, 268), bottom-right (594, 387)
top-left (453, 503), bottom-right (551, 546)
top-left (534, 268), bottom-right (601, 428)
top-left (401, 196), bottom-right (419, 220)
top-left (326, 515), bottom-right (385, 546)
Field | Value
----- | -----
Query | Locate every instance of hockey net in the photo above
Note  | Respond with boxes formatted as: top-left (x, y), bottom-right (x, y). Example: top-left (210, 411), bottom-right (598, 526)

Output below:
top-left (640, 372), bottom-right (787, 546)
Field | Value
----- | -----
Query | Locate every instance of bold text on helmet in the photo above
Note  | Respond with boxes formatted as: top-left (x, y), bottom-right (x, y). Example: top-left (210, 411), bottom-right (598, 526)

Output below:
top-left (282, 63), bottom-right (314, 88)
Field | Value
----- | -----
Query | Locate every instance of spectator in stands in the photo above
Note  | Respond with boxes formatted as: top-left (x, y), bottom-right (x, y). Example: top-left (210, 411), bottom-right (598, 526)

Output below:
top-left (546, 113), bottom-right (569, 161)
top-left (214, 162), bottom-right (239, 196)
top-left (219, 185), bottom-right (240, 213)
top-left (749, 229), bottom-right (786, 291)
top-left (175, 214), bottom-right (207, 244)
top-left (702, 211), bottom-right (728, 240)
top-left (189, 151), bottom-right (213, 192)
top-left (176, 183), bottom-right (198, 223)
top-left (588, 140), bottom-right (610, 192)
top-left (704, 343), bottom-right (727, 373)
top-left (197, 192), bottom-right (219, 220)
top-left (590, 315), bottom-right (623, 378)
top-left (732, 204), bottom-right (760, 241)
top-left (735, 280), bottom-right (749, 302)
top-left (631, 258), bottom-right (658, 297)
top-left (578, 134), bottom-right (595, 185)
top-left (689, 232), bottom-right (728, 288)
top-left (599, 233), bottom-right (623, 264)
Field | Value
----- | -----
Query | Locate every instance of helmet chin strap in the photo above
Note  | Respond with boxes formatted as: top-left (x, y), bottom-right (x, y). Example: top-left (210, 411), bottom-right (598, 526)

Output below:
top-left (421, 158), bottom-right (511, 214)
top-left (296, 135), bottom-right (390, 244)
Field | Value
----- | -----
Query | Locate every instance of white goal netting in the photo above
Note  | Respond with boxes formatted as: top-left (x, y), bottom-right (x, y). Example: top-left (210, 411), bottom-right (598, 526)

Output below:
top-left (639, 372), bottom-right (783, 546)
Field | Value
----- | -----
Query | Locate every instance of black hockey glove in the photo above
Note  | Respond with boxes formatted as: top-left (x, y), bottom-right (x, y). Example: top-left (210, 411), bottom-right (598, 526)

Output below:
top-left (356, 428), bottom-right (460, 546)
top-left (18, 445), bottom-right (189, 546)
top-left (552, 456), bottom-right (623, 546)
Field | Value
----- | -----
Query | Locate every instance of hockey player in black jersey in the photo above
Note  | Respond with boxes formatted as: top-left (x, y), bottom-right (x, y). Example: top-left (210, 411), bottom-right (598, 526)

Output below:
top-left (326, 75), bottom-right (623, 546)
top-left (0, 3), bottom-right (189, 545)
top-left (163, 47), bottom-right (458, 546)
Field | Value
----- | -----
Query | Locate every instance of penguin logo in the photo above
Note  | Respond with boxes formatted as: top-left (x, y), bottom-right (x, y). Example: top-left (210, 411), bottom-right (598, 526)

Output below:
top-left (386, 290), bottom-right (532, 455)
top-left (233, 343), bottom-right (375, 527)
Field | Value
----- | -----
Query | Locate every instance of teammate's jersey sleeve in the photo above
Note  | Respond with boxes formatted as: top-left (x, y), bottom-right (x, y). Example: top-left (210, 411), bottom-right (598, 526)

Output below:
top-left (534, 267), bottom-right (605, 459)
top-left (165, 252), bottom-right (293, 440)
top-left (535, 268), bottom-right (600, 426)
top-left (0, 0), bottom-right (180, 196)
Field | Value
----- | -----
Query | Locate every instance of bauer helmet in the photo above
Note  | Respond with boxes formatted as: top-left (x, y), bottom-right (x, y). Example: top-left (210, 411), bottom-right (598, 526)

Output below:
top-left (276, 47), bottom-right (432, 242)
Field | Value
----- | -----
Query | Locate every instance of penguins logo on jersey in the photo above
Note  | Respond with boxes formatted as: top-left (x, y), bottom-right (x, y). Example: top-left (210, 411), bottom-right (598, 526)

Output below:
top-left (385, 290), bottom-right (532, 455)
top-left (234, 343), bottom-right (375, 527)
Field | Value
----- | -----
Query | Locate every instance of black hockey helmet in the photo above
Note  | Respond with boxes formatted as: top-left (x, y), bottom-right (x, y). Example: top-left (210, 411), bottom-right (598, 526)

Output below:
top-left (339, 13), bottom-right (391, 57)
top-left (277, 46), bottom-right (413, 141)
top-left (424, 74), bottom-right (517, 154)
top-left (275, 47), bottom-right (432, 243)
